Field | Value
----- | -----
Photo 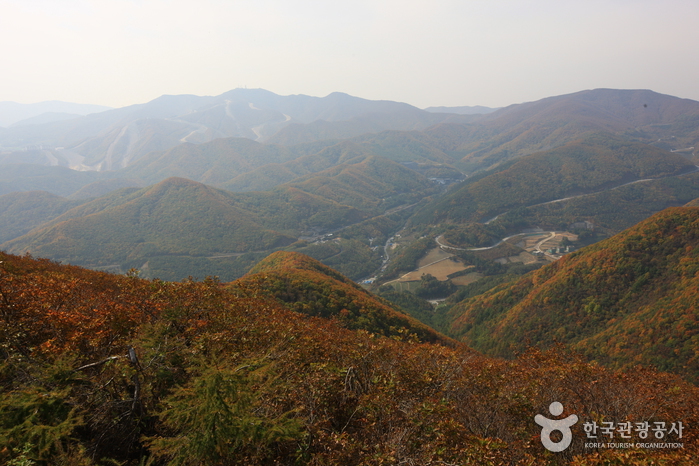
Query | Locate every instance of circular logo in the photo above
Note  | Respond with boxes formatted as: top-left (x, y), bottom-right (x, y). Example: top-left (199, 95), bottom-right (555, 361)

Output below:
top-left (534, 402), bottom-right (578, 452)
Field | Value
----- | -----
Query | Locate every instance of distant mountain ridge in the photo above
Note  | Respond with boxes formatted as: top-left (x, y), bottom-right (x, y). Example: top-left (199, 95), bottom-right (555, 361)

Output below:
top-left (0, 100), bottom-right (112, 127)
top-left (0, 89), bottom-right (455, 171)
top-left (423, 105), bottom-right (499, 115)
top-left (10, 112), bottom-right (84, 127)
top-left (425, 88), bottom-right (699, 171)
top-left (2, 88), bottom-right (698, 183)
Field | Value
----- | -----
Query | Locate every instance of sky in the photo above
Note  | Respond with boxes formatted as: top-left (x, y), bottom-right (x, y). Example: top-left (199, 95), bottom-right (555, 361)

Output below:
top-left (2, 0), bottom-right (699, 110)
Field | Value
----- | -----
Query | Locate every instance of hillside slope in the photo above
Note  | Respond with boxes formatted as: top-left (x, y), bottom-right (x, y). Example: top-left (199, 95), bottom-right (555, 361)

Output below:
top-left (1, 250), bottom-right (697, 465)
top-left (445, 207), bottom-right (699, 381)
top-left (221, 140), bottom-right (376, 192)
top-left (119, 137), bottom-right (334, 187)
top-left (235, 251), bottom-right (453, 344)
top-left (425, 88), bottom-right (699, 171)
top-left (0, 191), bottom-right (86, 243)
top-left (1, 178), bottom-right (297, 267)
top-left (286, 155), bottom-right (432, 211)
top-left (416, 132), bottom-right (696, 224)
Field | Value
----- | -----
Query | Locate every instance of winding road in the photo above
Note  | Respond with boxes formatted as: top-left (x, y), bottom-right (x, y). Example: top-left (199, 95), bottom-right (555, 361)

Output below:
top-left (484, 165), bottom-right (699, 225)
top-left (370, 165), bottom-right (699, 283)
top-left (436, 233), bottom-right (523, 251)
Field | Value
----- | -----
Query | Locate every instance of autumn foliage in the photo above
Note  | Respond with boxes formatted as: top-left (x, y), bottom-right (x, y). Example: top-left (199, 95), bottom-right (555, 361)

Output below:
top-left (1, 250), bottom-right (698, 465)
top-left (234, 251), bottom-right (453, 345)
top-left (447, 207), bottom-right (699, 382)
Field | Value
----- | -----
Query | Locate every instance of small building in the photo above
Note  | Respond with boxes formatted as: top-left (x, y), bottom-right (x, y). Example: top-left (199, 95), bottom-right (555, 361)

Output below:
top-left (570, 220), bottom-right (594, 230)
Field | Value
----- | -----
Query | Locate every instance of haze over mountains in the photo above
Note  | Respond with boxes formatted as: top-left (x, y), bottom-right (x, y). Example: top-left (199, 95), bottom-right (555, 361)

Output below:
top-left (2, 87), bottom-right (699, 283)
top-left (0, 89), bottom-right (461, 171)
top-left (4, 87), bottom-right (697, 176)
top-left (3, 87), bottom-right (699, 464)
top-left (0, 100), bottom-right (112, 127)
top-left (424, 104), bottom-right (499, 115)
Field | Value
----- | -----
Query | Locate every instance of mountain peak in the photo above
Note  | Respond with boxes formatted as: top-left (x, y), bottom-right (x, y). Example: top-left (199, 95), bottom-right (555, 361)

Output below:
top-left (154, 176), bottom-right (205, 188)
top-left (142, 176), bottom-right (210, 197)
top-left (325, 91), bottom-right (355, 100)
top-left (239, 250), bottom-right (457, 345)
top-left (248, 250), bottom-right (352, 283)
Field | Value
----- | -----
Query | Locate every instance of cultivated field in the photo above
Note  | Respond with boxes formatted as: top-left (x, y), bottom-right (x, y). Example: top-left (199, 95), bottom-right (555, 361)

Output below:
top-left (389, 247), bottom-right (471, 284)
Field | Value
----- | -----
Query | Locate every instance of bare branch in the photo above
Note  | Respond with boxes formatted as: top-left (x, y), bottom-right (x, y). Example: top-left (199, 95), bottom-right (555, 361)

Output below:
top-left (74, 355), bottom-right (123, 372)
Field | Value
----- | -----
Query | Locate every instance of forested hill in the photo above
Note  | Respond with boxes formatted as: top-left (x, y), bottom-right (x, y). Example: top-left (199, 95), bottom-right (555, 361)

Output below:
top-left (413, 132), bottom-right (696, 225)
top-left (2, 249), bottom-right (698, 464)
top-left (428, 88), bottom-right (699, 171)
top-left (0, 190), bottom-right (85, 243)
top-left (0, 177), bottom-right (299, 267)
top-left (444, 206), bottom-right (699, 381)
top-left (0, 153), bottom-right (436, 281)
top-left (234, 251), bottom-right (454, 345)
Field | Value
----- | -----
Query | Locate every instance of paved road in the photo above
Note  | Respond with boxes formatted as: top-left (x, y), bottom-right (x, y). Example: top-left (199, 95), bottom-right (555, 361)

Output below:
top-left (483, 165), bottom-right (699, 225)
top-left (436, 233), bottom-right (524, 251)
top-left (534, 231), bottom-right (557, 258)
top-left (436, 230), bottom-right (561, 261)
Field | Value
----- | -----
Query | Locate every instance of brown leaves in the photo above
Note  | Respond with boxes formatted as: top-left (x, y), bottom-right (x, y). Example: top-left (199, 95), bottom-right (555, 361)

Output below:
top-left (2, 251), bottom-right (698, 465)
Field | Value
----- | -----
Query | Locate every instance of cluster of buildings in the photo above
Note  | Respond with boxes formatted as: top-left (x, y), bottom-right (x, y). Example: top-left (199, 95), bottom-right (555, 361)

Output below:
top-left (547, 245), bottom-right (575, 255)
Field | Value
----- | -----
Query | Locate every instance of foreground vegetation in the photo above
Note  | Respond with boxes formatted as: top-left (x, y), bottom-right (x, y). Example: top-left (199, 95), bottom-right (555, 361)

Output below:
top-left (1, 251), bottom-right (697, 465)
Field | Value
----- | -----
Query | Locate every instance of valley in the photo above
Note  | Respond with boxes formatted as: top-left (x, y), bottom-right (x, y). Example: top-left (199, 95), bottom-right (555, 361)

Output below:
top-left (383, 246), bottom-right (473, 287)
top-left (4, 89), bottom-right (699, 287)
top-left (3, 248), bottom-right (698, 464)
top-left (2, 87), bottom-right (699, 464)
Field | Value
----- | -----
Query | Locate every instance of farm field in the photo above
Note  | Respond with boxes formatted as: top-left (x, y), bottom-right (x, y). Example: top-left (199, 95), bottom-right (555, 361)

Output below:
top-left (388, 247), bottom-right (471, 286)
top-left (451, 271), bottom-right (483, 286)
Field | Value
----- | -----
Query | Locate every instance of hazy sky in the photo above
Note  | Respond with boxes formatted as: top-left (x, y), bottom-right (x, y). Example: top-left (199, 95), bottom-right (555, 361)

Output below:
top-left (2, 0), bottom-right (698, 109)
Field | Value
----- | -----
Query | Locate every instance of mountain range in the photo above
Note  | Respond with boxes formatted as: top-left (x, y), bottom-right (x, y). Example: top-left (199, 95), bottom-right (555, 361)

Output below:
top-left (0, 100), bottom-right (112, 127)
top-left (3, 86), bottom-right (699, 465)
top-left (2, 88), bottom-right (699, 285)
top-left (2, 88), bottom-right (697, 193)
top-left (0, 89), bottom-right (460, 171)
